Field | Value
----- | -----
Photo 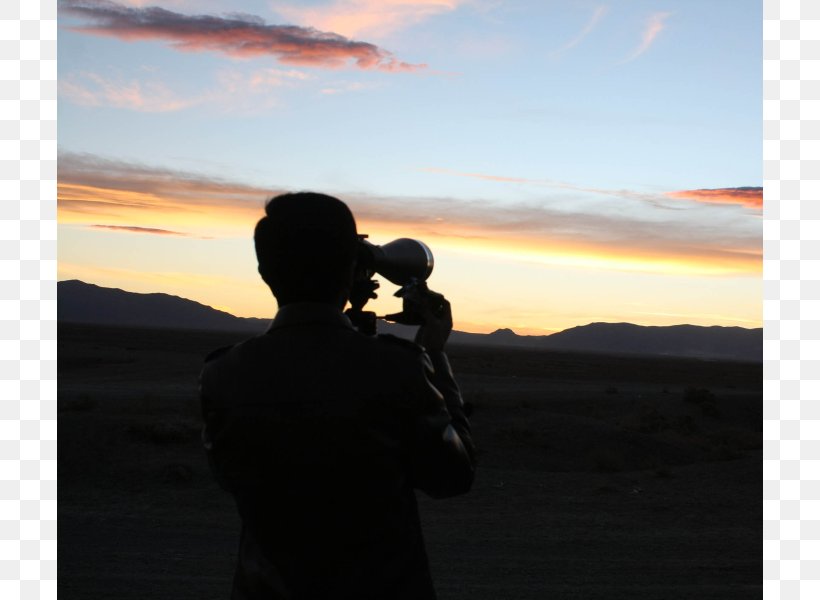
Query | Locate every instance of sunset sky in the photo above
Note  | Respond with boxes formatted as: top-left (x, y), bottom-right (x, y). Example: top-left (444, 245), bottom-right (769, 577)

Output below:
top-left (57, 0), bottom-right (762, 335)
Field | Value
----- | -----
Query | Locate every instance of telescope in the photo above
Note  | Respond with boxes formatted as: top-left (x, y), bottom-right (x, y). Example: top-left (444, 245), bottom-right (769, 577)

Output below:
top-left (347, 236), bottom-right (438, 335)
top-left (356, 237), bottom-right (434, 286)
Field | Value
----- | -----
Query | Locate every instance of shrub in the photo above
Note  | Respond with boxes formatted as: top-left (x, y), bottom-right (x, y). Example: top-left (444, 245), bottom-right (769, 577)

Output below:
top-left (60, 394), bottom-right (97, 412)
top-left (653, 465), bottom-right (673, 478)
top-left (589, 447), bottom-right (624, 473)
top-left (672, 414), bottom-right (698, 435)
top-left (637, 407), bottom-right (669, 434)
top-left (683, 387), bottom-right (720, 417)
top-left (162, 462), bottom-right (194, 483)
top-left (128, 420), bottom-right (199, 444)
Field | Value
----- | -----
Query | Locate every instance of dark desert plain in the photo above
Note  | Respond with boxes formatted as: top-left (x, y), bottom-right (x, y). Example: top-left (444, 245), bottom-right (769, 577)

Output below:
top-left (58, 322), bottom-right (761, 599)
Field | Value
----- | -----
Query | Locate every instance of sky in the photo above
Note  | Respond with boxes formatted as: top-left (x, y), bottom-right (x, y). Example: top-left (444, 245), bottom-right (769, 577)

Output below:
top-left (57, 0), bottom-right (762, 335)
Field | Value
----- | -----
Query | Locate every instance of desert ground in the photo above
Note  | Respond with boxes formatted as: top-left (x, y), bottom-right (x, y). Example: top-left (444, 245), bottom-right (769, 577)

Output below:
top-left (58, 322), bottom-right (761, 599)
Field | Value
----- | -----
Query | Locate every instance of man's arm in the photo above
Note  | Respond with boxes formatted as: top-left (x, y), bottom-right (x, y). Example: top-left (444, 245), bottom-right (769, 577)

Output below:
top-left (407, 348), bottom-right (475, 498)
top-left (396, 288), bottom-right (476, 498)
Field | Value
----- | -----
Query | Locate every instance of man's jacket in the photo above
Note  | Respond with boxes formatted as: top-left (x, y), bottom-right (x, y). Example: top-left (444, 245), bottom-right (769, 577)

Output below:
top-left (200, 303), bottom-right (476, 599)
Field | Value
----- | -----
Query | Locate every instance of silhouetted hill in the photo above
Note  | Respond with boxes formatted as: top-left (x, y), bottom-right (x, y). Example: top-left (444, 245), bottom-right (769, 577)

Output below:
top-left (537, 322), bottom-right (762, 362)
top-left (58, 280), bottom-right (761, 361)
top-left (367, 321), bottom-right (760, 362)
top-left (58, 280), bottom-right (269, 333)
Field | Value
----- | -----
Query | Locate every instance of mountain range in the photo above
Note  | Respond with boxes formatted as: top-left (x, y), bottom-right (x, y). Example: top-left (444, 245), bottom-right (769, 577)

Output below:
top-left (58, 280), bottom-right (762, 362)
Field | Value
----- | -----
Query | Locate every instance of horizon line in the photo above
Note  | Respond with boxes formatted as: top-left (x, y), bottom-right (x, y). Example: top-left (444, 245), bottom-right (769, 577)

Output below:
top-left (56, 278), bottom-right (764, 335)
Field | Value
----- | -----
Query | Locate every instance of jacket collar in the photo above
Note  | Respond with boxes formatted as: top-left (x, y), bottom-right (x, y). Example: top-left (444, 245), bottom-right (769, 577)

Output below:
top-left (269, 302), bottom-right (354, 331)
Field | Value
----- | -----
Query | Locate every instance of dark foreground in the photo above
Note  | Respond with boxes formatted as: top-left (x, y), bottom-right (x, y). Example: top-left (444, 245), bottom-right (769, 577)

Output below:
top-left (59, 323), bottom-right (761, 599)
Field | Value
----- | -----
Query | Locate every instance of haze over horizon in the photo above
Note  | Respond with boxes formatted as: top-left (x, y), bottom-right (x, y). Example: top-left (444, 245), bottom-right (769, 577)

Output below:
top-left (57, 0), bottom-right (761, 335)
top-left (57, 278), bottom-right (763, 364)
top-left (58, 277), bottom-right (763, 337)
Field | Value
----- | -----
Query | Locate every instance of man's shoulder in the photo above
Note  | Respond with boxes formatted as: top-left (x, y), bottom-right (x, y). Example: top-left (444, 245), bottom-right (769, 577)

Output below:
top-left (373, 334), bottom-right (436, 377)
top-left (204, 344), bottom-right (234, 364)
top-left (375, 333), bottom-right (425, 356)
top-left (200, 344), bottom-right (237, 386)
top-left (201, 335), bottom-right (265, 373)
top-left (200, 336), bottom-right (273, 392)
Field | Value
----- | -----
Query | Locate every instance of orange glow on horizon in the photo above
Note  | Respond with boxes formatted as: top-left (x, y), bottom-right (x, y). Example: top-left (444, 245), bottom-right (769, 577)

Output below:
top-left (58, 182), bottom-right (264, 236)
top-left (59, 178), bottom-right (762, 280)
top-left (58, 173), bottom-right (762, 333)
top-left (430, 234), bottom-right (760, 277)
top-left (356, 217), bottom-right (761, 278)
top-left (58, 258), bottom-right (762, 334)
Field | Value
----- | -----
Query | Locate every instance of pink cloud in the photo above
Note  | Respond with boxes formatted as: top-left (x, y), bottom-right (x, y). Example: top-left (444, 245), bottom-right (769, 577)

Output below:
top-left (666, 188), bottom-right (763, 210)
top-left (275, 0), bottom-right (462, 40)
top-left (60, 0), bottom-right (426, 72)
top-left (621, 11), bottom-right (671, 63)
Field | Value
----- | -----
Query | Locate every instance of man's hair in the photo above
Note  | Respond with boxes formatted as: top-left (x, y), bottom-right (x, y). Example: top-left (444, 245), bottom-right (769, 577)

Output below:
top-left (254, 192), bottom-right (359, 304)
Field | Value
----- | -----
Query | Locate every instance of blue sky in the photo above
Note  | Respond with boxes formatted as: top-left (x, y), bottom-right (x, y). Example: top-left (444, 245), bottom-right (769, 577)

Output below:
top-left (57, 0), bottom-right (762, 333)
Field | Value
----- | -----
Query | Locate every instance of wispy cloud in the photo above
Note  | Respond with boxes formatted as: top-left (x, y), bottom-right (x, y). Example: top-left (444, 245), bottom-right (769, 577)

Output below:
top-left (59, 71), bottom-right (195, 112)
top-left (59, 66), bottom-right (317, 113)
top-left (549, 5), bottom-right (608, 57)
top-left (620, 11), bottom-right (671, 63)
top-left (347, 190), bottom-right (760, 276)
top-left (319, 81), bottom-right (380, 95)
top-left (421, 166), bottom-right (683, 210)
top-left (206, 67), bottom-right (312, 112)
top-left (58, 152), bottom-right (761, 276)
top-left (59, 0), bottom-right (426, 71)
top-left (274, 0), bottom-right (463, 40)
top-left (666, 187), bottom-right (763, 210)
top-left (58, 152), bottom-right (275, 236)
top-left (115, 0), bottom-right (195, 6)
top-left (116, 0), bottom-right (188, 6)
top-left (88, 224), bottom-right (195, 236)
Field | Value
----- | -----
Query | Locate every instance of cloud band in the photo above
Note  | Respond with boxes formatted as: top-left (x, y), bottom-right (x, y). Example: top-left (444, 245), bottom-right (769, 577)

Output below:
top-left (60, 0), bottom-right (425, 71)
top-left (58, 152), bottom-right (761, 276)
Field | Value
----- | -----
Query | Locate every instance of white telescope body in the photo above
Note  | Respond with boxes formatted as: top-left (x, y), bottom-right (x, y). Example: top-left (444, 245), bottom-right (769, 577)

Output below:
top-left (360, 238), bottom-right (434, 285)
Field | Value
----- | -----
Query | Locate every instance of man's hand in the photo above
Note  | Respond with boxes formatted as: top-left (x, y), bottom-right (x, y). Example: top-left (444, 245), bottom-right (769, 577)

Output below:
top-left (348, 278), bottom-right (379, 312)
top-left (414, 293), bottom-right (452, 352)
top-left (384, 283), bottom-right (452, 352)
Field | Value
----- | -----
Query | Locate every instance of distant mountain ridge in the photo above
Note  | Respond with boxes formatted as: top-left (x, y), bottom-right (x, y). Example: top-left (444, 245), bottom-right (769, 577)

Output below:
top-left (58, 280), bottom-right (762, 362)
top-left (472, 322), bottom-right (762, 362)
top-left (58, 279), bottom-right (270, 333)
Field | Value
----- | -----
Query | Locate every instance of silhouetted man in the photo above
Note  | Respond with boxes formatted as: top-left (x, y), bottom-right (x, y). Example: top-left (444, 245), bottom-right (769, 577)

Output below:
top-left (200, 192), bottom-right (475, 599)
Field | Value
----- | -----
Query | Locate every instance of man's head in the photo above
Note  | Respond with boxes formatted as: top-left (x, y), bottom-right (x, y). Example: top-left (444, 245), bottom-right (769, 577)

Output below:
top-left (254, 192), bottom-right (358, 306)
